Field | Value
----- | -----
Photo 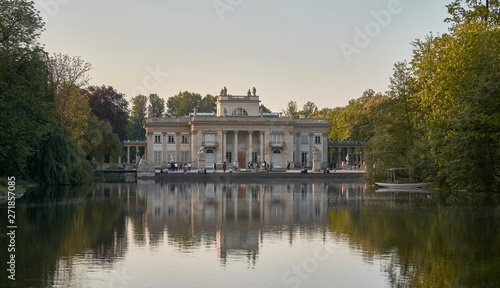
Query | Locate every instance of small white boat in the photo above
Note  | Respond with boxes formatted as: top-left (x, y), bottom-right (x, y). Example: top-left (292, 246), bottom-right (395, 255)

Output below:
top-left (375, 187), bottom-right (432, 194)
top-left (375, 168), bottom-right (433, 189)
top-left (375, 182), bottom-right (433, 189)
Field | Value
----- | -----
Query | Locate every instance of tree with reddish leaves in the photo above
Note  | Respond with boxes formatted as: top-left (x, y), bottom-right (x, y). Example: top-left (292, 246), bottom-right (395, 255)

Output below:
top-left (87, 85), bottom-right (129, 141)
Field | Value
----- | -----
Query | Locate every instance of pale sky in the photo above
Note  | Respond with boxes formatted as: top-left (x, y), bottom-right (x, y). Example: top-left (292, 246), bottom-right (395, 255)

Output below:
top-left (36, 0), bottom-right (450, 112)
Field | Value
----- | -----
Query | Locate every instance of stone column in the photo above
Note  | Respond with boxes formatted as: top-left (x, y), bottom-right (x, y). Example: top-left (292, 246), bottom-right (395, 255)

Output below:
top-left (162, 132), bottom-right (168, 165)
top-left (216, 130), bottom-right (223, 163)
top-left (175, 132), bottom-right (181, 162)
top-left (146, 133), bottom-right (153, 162)
top-left (288, 131), bottom-right (295, 168)
top-left (322, 133), bottom-right (328, 168)
top-left (260, 131), bottom-right (264, 163)
top-left (248, 130), bottom-right (253, 164)
top-left (190, 129), bottom-right (197, 167)
top-left (127, 146), bottom-right (130, 164)
top-left (309, 133), bottom-right (314, 167)
top-left (295, 133), bottom-right (300, 167)
top-left (234, 131), bottom-right (239, 168)
top-left (222, 130), bottom-right (227, 163)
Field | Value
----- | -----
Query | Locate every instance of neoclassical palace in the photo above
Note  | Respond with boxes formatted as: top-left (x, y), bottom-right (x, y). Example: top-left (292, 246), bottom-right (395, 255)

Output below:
top-left (143, 93), bottom-right (329, 169)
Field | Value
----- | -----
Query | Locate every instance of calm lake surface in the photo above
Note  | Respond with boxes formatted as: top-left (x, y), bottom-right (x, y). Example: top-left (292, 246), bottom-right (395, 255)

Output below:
top-left (1, 179), bottom-right (499, 288)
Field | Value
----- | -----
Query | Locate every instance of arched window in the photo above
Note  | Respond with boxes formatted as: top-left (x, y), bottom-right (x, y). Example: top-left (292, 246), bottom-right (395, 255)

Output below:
top-left (232, 108), bottom-right (248, 116)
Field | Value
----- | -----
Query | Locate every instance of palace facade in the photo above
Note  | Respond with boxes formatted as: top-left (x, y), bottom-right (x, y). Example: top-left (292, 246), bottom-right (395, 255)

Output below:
top-left (144, 93), bottom-right (329, 169)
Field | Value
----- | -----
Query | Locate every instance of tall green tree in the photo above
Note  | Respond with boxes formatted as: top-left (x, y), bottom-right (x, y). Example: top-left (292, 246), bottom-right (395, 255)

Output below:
top-left (127, 95), bottom-right (148, 141)
top-left (166, 91), bottom-right (216, 117)
top-left (199, 94), bottom-right (217, 113)
top-left (55, 84), bottom-right (91, 140)
top-left (410, 21), bottom-right (500, 190)
top-left (0, 0), bottom-right (93, 183)
top-left (148, 93), bottom-right (165, 117)
top-left (166, 91), bottom-right (202, 117)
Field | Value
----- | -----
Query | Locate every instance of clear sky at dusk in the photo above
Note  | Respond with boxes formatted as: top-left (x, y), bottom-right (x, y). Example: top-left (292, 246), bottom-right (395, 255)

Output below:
top-left (36, 0), bottom-right (451, 112)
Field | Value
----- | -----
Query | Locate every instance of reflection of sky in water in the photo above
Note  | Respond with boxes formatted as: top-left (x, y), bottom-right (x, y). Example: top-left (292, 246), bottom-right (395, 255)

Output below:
top-left (24, 181), bottom-right (499, 288)
top-left (54, 181), bottom-right (387, 288)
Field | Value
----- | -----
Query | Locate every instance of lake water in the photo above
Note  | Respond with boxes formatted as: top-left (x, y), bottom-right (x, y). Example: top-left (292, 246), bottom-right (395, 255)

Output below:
top-left (1, 179), bottom-right (499, 288)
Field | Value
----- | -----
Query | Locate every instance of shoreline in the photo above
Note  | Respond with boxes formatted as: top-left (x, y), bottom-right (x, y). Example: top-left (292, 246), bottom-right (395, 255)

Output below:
top-left (148, 170), bottom-right (365, 183)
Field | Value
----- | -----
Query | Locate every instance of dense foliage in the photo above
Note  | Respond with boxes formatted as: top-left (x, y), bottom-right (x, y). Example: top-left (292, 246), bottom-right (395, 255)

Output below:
top-left (328, 19), bottom-right (500, 191)
top-left (0, 1), bottom-right (124, 184)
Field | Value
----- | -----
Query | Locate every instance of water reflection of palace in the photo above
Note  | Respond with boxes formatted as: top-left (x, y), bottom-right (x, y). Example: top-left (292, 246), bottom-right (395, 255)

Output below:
top-left (136, 181), bottom-right (366, 263)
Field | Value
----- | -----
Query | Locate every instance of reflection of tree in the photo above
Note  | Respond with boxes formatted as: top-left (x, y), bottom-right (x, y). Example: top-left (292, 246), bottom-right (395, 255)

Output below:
top-left (0, 184), bottom-right (131, 287)
top-left (327, 191), bottom-right (500, 287)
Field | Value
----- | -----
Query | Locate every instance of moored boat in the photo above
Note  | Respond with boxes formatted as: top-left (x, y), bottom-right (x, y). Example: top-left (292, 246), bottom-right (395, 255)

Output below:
top-left (374, 181), bottom-right (433, 189)
top-left (375, 167), bottom-right (433, 189)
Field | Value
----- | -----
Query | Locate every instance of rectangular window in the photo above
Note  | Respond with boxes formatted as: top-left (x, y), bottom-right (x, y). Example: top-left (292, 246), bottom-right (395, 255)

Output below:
top-left (181, 151), bottom-right (188, 163)
top-left (301, 135), bottom-right (308, 144)
top-left (314, 135), bottom-right (321, 144)
top-left (272, 134), bottom-right (282, 145)
top-left (168, 135), bottom-right (175, 144)
top-left (182, 135), bottom-right (189, 144)
top-left (226, 152), bottom-right (232, 163)
top-left (154, 135), bottom-right (161, 144)
top-left (204, 134), bottom-right (216, 146)
top-left (154, 151), bottom-right (162, 166)
top-left (252, 152), bottom-right (258, 163)
top-left (301, 152), bottom-right (308, 166)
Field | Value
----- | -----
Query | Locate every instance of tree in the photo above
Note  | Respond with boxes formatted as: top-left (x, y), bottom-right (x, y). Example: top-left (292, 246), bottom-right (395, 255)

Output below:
top-left (0, 0), bottom-right (44, 52)
top-left (282, 100), bottom-right (298, 117)
top-left (302, 101), bottom-right (318, 115)
top-left (148, 94), bottom-right (165, 117)
top-left (0, 0), bottom-right (56, 177)
top-left (80, 114), bottom-right (122, 166)
top-left (410, 21), bottom-right (500, 190)
top-left (56, 83), bottom-right (91, 140)
top-left (127, 95), bottom-right (148, 141)
top-left (87, 85), bottom-right (129, 141)
top-left (199, 94), bottom-right (217, 113)
top-left (0, 0), bottom-right (94, 184)
top-left (446, 0), bottom-right (500, 26)
top-left (47, 53), bottom-right (92, 90)
top-left (260, 104), bottom-right (272, 113)
top-left (166, 91), bottom-right (202, 117)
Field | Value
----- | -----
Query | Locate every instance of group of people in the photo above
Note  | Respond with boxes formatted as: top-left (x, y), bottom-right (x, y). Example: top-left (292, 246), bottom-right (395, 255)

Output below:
top-left (159, 162), bottom-right (192, 175)
top-left (212, 161), bottom-right (237, 173)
